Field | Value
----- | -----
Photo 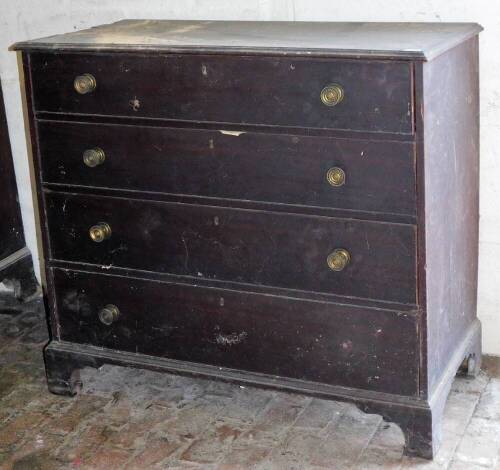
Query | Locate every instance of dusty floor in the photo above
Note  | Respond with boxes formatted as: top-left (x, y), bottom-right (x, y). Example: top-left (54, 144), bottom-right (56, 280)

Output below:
top-left (0, 295), bottom-right (499, 469)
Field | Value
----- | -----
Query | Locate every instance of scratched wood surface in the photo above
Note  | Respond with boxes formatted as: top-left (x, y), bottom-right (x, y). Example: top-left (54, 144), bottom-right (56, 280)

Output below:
top-left (45, 191), bottom-right (417, 304)
top-left (53, 267), bottom-right (420, 396)
top-left (12, 20), bottom-right (482, 61)
top-left (38, 120), bottom-right (416, 216)
top-left (30, 52), bottom-right (414, 134)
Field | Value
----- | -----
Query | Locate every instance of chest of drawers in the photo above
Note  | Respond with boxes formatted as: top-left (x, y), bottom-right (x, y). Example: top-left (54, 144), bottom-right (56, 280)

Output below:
top-left (13, 20), bottom-right (482, 459)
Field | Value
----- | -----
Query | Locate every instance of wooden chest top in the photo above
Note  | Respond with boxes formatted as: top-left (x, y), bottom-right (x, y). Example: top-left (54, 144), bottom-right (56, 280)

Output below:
top-left (12, 19), bottom-right (482, 60)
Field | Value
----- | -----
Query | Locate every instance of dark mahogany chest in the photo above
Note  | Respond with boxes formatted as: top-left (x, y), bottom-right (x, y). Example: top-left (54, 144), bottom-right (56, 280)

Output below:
top-left (13, 20), bottom-right (482, 459)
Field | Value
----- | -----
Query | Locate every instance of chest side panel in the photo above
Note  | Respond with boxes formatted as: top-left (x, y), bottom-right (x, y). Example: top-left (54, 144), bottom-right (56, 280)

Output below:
top-left (422, 37), bottom-right (480, 395)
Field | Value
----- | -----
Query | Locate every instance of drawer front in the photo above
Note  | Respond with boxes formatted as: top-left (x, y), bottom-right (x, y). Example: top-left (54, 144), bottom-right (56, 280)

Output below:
top-left (54, 269), bottom-right (419, 396)
top-left (38, 121), bottom-right (416, 216)
top-left (31, 53), bottom-right (413, 134)
top-left (46, 192), bottom-right (416, 303)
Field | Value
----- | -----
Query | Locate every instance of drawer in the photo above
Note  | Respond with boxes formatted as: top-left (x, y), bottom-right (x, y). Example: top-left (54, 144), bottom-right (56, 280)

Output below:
top-left (38, 121), bottom-right (416, 216)
top-left (31, 53), bottom-right (414, 134)
top-left (53, 268), bottom-right (419, 395)
top-left (45, 192), bottom-right (416, 303)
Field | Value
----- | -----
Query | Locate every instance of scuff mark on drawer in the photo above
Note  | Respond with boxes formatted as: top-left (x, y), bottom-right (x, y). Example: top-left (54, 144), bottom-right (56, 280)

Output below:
top-left (215, 331), bottom-right (248, 346)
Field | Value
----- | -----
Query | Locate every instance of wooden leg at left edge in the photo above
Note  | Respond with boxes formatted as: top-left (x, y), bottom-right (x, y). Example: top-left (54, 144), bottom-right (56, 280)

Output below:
top-left (44, 343), bottom-right (83, 396)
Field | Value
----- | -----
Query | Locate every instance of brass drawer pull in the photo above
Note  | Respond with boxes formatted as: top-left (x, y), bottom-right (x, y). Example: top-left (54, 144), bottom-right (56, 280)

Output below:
top-left (98, 304), bottom-right (120, 325)
top-left (74, 73), bottom-right (96, 94)
top-left (327, 248), bottom-right (351, 271)
top-left (83, 148), bottom-right (105, 167)
top-left (89, 222), bottom-right (112, 243)
top-left (326, 167), bottom-right (346, 187)
top-left (320, 84), bottom-right (344, 106)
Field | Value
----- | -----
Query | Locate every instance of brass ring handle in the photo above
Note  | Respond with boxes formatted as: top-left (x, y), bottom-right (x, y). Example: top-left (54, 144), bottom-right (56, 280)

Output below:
top-left (83, 148), bottom-right (105, 167)
top-left (98, 304), bottom-right (120, 325)
top-left (327, 249), bottom-right (351, 272)
top-left (326, 167), bottom-right (346, 187)
top-left (89, 222), bottom-right (112, 243)
top-left (320, 84), bottom-right (344, 107)
top-left (74, 73), bottom-right (96, 94)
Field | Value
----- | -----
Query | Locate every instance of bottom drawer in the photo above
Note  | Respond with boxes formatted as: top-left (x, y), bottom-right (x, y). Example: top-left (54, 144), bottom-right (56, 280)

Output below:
top-left (53, 268), bottom-right (419, 396)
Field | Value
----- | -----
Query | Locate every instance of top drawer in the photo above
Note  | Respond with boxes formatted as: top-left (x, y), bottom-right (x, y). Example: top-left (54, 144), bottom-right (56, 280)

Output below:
top-left (30, 53), bottom-right (414, 134)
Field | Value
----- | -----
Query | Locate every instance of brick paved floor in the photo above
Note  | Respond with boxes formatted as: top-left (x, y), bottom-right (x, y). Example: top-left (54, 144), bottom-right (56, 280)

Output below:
top-left (0, 294), bottom-right (499, 469)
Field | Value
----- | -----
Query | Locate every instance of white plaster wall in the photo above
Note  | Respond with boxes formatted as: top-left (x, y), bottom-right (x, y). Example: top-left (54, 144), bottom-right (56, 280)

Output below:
top-left (0, 1), bottom-right (499, 355)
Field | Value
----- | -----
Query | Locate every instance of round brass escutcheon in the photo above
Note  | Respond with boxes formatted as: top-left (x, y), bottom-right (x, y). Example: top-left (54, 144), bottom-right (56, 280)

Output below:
top-left (320, 84), bottom-right (344, 107)
top-left (74, 73), bottom-right (97, 94)
top-left (326, 167), bottom-right (346, 187)
top-left (327, 248), bottom-right (351, 272)
top-left (83, 148), bottom-right (105, 167)
top-left (89, 222), bottom-right (112, 243)
top-left (98, 304), bottom-right (120, 325)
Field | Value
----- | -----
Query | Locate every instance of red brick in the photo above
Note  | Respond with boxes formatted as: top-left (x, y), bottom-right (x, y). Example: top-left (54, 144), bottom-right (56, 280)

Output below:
top-left (217, 388), bottom-right (273, 424)
top-left (1, 450), bottom-right (60, 470)
top-left (310, 406), bottom-right (382, 468)
top-left (180, 421), bottom-right (246, 464)
top-left (12, 431), bottom-right (62, 456)
top-left (46, 395), bottom-right (109, 435)
top-left (153, 403), bottom-right (219, 438)
top-left (104, 421), bottom-right (150, 450)
top-left (0, 385), bottom-right (44, 413)
top-left (56, 422), bottom-right (113, 464)
top-left (264, 428), bottom-right (325, 468)
top-left (0, 431), bottom-right (64, 470)
top-left (235, 394), bottom-right (309, 447)
top-left (126, 436), bottom-right (186, 468)
top-left (104, 397), bottom-right (134, 427)
top-left (0, 368), bottom-right (22, 400)
top-left (219, 445), bottom-right (271, 468)
top-left (84, 447), bottom-right (133, 469)
top-left (292, 398), bottom-right (345, 430)
top-left (0, 411), bottom-right (46, 448)
top-left (105, 405), bottom-right (174, 449)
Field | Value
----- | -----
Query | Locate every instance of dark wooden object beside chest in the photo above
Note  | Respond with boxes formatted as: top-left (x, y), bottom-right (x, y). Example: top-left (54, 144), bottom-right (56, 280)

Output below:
top-left (0, 83), bottom-right (37, 300)
top-left (13, 20), bottom-right (482, 459)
